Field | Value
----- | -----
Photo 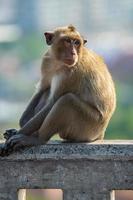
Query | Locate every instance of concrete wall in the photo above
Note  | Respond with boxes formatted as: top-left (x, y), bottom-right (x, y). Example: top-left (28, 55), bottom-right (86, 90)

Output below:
top-left (0, 140), bottom-right (133, 200)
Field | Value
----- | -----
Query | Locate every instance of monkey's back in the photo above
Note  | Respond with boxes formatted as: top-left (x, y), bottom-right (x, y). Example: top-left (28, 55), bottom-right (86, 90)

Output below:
top-left (79, 48), bottom-right (116, 130)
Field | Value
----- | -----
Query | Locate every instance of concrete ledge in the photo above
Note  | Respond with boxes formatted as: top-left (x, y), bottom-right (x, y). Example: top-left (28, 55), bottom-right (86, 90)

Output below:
top-left (0, 140), bottom-right (133, 161)
top-left (0, 140), bottom-right (133, 200)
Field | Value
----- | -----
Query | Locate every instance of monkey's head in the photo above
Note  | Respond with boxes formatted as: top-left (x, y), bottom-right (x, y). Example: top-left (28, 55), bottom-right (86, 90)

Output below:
top-left (44, 25), bottom-right (87, 67)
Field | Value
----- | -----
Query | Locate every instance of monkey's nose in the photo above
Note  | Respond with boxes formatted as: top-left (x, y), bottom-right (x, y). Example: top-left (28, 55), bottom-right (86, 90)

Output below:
top-left (71, 51), bottom-right (76, 55)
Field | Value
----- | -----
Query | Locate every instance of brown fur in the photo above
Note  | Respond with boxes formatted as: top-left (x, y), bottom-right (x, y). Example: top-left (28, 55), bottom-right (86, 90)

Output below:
top-left (38, 26), bottom-right (116, 141)
top-left (3, 25), bottom-right (116, 154)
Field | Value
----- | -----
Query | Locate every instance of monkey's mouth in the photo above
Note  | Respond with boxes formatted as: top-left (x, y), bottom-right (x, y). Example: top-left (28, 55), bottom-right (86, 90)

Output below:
top-left (64, 58), bottom-right (76, 66)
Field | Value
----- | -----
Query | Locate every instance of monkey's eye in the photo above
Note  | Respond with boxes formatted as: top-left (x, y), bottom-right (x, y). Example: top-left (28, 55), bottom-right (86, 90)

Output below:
top-left (74, 39), bottom-right (81, 46)
top-left (64, 37), bottom-right (71, 44)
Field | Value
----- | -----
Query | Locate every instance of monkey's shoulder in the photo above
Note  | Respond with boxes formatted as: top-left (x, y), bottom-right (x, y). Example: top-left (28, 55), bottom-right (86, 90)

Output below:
top-left (80, 47), bottom-right (106, 71)
top-left (41, 51), bottom-right (52, 69)
top-left (83, 47), bottom-right (104, 60)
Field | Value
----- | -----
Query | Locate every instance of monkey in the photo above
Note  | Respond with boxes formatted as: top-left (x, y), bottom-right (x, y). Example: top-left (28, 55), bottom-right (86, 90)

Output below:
top-left (0, 25), bottom-right (116, 156)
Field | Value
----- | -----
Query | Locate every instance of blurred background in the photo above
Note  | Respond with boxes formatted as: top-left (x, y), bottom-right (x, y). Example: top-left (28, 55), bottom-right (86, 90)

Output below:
top-left (0, 0), bottom-right (133, 199)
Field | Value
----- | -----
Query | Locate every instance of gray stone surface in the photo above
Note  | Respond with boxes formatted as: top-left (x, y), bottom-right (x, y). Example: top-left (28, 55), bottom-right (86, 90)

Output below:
top-left (0, 140), bottom-right (133, 200)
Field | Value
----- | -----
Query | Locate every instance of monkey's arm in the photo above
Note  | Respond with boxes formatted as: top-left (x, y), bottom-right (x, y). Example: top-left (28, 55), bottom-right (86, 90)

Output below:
top-left (18, 99), bottom-right (54, 135)
top-left (1, 98), bottom-right (54, 156)
top-left (19, 89), bottom-right (44, 127)
top-left (3, 89), bottom-right (44, 141)
top-left (1, 98), bottom-right (55, 155)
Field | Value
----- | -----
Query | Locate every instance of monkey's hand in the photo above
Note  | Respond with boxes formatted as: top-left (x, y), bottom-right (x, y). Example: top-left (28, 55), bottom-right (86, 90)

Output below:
top-left (0, 129), bottom-right (18, 156)
top-left (0, 134), bottom-right (30, 156)
top-left (4, 129), bottom-right (18, 140)
top-left (1, 134), bottom-right (42, 156)
top-left (0, 134), bottom-right (27, 156)
top-left (0, 143), bottom-right (6, 157)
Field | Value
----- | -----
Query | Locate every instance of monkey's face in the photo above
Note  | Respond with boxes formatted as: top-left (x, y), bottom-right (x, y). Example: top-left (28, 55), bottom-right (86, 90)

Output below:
top-left (54, 35), bottom-right (82, 66)
top-left (44, 25), bottom-right (87, 67)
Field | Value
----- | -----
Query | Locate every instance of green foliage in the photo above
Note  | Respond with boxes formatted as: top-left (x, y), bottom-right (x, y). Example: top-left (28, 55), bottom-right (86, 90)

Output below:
top-left (27, 194), bottom-right (44, 200)
top-left (17, 33), bottom-right (47, 63)
top-left (27, 197), bottom-right (42, 200)
top-left (106, 106), bottom-right (133, 139)
top-left (106, 82), bottom-right (133, 139)
top-left (27, 193), bottom-right (60, 200)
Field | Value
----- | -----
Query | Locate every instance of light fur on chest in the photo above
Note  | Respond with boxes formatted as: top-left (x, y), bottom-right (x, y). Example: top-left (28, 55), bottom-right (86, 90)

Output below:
top-left (49, 72), bottom-right (65, 100)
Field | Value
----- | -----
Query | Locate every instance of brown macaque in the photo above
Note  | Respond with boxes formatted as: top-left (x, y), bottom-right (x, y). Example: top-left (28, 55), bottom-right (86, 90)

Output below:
top-left (0, 25), bottom-right (116, 156)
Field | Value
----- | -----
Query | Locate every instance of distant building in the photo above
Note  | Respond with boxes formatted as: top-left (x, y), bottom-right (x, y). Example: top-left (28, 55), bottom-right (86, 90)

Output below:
top-left (0, 0), bottom-right (133, 37)
top-left (16, 0), bottom-right (37, 34)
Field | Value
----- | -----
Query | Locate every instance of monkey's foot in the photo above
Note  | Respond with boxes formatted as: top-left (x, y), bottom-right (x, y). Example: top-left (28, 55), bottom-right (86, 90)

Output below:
top-left (2, 134), bottom-right (27, 155)
top-left (0, 144), bottom-right (5, 156)
top-left (4, 129), bottom-right (18, 140)
top-left (0, 142), bottom-right (14, 157)
top-left (3, 134), bottom-right (42, 156)
top-left (0, 133), bottom-right (43, 156)
top-left (0, 134), bottom-right (25, 156)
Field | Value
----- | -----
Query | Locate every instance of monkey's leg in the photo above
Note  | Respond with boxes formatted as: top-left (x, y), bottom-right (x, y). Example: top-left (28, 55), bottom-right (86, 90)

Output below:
top-left (3, 93), bottom-right (100, 154)
top-left (38, 93), bottom-right (91, 142)
top-left (3, 93), bottom-right (87, 154)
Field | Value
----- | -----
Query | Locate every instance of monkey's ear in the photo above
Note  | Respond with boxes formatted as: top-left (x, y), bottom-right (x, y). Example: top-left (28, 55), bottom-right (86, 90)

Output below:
top-left (83, 39), bottom-right (87, 45)
top-left (68, 24), bottom-right (76, 31)
top-left (44, 32), bottom-right (54, 45)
